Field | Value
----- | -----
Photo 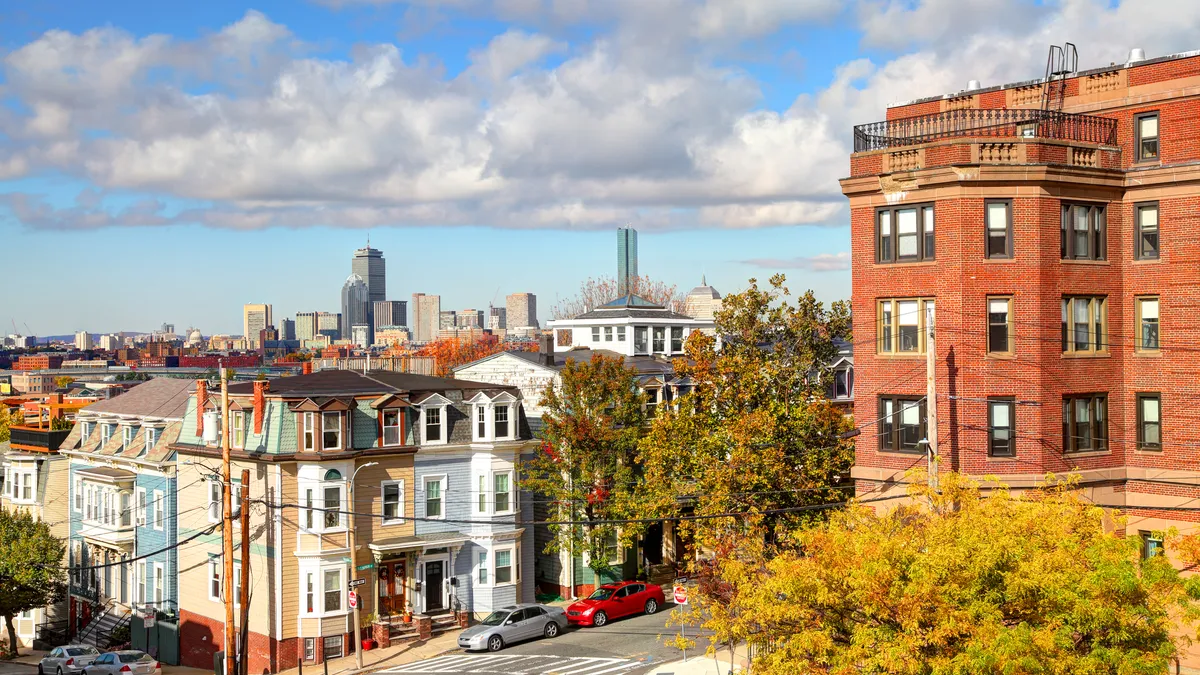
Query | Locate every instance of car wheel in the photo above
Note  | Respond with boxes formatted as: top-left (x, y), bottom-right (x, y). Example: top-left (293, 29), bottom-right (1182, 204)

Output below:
top-left (487, 635), bottom-right (505, 652)
top-left (38, 666), bottom-right (44, 675)
top-left (544, 622), bottom-right (559, 638)
top-left (592, 611), bottom-right (608, 627)
top-left (645, 598), bottom-right (659, 615)
top-left (57, 668), bottom-right (64, 675)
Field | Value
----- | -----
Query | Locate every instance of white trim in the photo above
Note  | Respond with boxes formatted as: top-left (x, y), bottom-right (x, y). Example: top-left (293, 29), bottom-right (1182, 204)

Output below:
top-left (207, 479), bottom-right (221, 523)
top-left (153, 489), bottom-right (165, 530)
top-left (422, 474), bottom-right (447, 520)
top-left (135, 487), bottom-right (147, 527)
top-left (297, 561), bottom-right (350, 618)
top-left (208, 559), bottom-right (221, 602)
top-left (153, 562), bottom-right (165, 605)
top-left (138, 560), bottom-right (148, 604)
top-left (420, 404), bottom-right (448, 446)
top-left (230, 411), bottom-right (245, 450)
top-left (381, 479), bottom-right (405, 526)
top-left (320, 411), bottom-right (343, 451)
top-left (492, 544), bottom-right (517, 587)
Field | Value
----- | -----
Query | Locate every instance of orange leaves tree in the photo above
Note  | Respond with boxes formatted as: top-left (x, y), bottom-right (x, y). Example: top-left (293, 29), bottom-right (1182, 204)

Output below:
top-left (551, 275), bottom-right (685, 319)
top-left (709, 474), bottom-right (1200, 675)
top-left (416, 334), bottom-right (535, 377)
top-left (521, 353), bottom-right (646, 574)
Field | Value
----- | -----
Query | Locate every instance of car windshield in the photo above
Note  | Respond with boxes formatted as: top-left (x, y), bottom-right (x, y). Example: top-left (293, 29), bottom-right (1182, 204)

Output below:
top-left (67, 648), bottom-right (98, 656)
top-left (588, 587), bottom-right (616, 601)
top-left (480, 611), bottom-right (511, 626)
top-left (118, 654), bottom-right (151, 663)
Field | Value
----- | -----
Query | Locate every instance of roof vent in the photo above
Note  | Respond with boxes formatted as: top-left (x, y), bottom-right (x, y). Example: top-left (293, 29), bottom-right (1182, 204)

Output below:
top-left (1127, 48), bottom-right (1146, 64)
top-left (966, 79), bottom-right (982, 91)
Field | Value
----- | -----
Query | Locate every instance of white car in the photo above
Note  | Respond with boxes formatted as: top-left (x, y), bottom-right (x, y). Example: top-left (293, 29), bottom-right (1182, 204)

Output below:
top-left (81, 652), bottom-right (160, 675)
top-left (39, 646), bottom-right (100, 675)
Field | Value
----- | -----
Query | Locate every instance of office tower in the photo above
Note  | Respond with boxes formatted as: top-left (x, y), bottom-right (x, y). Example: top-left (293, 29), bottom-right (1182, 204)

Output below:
top-left (351, 325), bottom-right (370, 349)
top-left (373, 300), bottom-right (408, 336)
top-left (341, 274), bottom-right (370, 343)
top-left (99, 334), bottom-right (120, 351)
top-left (243, 303), bottom-right (273, 348)
top-left (440, 311), bottom-right (458, 330)
top-left (489, 306), bottom-right (507, 330)
top-left (317, 312), bottom-right (341, 339)
top-left (411, 293), bottom-right (441, 343)
top-left (617, 227), bottom-right (638, 295)
top-left (506, 293), bottom-right (538, 329)
top-left (279, 318), bottom-right (296, 341)
top-left (296, 312), bottom-right (317, 342)
top-left (352, 245), bottom-right (387, 303)
top-left (74, 331), bottom-right (93, 350)
top-left (457, 309), bottom-right (484, 329)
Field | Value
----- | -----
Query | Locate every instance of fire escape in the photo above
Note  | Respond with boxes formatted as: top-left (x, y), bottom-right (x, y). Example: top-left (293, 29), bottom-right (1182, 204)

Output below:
top-left (1040, 42), bottom-right (1078, 137)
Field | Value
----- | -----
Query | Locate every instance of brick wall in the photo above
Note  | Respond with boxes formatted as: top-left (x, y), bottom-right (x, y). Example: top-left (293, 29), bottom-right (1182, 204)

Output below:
top-left (180, 610), bottom-right (297, 674)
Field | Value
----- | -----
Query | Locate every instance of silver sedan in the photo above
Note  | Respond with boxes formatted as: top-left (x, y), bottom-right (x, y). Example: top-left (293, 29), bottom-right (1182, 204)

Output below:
top-left (81, 652), bottom-right (160, 675)
top-left (457, 603), bottom-right (569, 652)
top-left (39, 646), bottom-right (100, 675)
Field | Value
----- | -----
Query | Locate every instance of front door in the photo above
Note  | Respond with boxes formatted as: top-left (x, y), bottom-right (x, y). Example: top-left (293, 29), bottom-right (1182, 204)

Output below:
top-left (424, 561), bottom-right (445, 613)
top-left (379, 560), bottom-right (407, 616)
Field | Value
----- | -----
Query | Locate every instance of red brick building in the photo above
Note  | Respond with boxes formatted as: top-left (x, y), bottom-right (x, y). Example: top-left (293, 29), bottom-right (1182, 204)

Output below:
top-left (14, 354), bottom-right (64, 370)
top-left (842, 50), bottom-right (1200, 548)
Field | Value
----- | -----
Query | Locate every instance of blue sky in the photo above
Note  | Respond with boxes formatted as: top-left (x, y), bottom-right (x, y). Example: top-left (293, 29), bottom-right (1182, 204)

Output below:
top-left (1, 0), bottom-right (1193, 335)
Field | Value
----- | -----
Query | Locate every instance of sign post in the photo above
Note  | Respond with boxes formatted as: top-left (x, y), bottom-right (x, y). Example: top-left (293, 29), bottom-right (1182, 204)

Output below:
top-left (673, 584), bottom-right (689, 663)
top-left (348, 591), bottom-right (359, 610)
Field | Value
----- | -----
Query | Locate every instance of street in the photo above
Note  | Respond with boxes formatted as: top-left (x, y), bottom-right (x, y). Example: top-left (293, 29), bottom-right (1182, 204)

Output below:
top-left (378, 605), bottom-right (713, 675)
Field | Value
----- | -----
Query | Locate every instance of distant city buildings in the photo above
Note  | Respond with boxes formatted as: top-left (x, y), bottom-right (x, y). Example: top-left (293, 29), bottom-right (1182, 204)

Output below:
top-left (617, 227), bottom-right (638, 295)
top-left (506, 293), bottom-right (538, 330)
top-left (439, 310), bottom-right (457, 330)
top-left (279, 318), bottom-right (295, 341)
top-left (243, 303), bottom-right (272, 348)
top-left (74, 331), bottom-right (93, 350)
top-left (373, 325), bottom-right (410, 347)
top-left (341, 274), bottom-right (370, 342)
top-left (411, 293), bottom-right (441, 343)
top-left (98, 334), bottom-right (120, 351)
top-left (352, 245), bottom-right (386, 303)
top-left (489, 306), bottom-right (507, 330)
top-left (373, 300), bottom-right (407, 338)
top-left (683, 277), bottom-right (723, 323)
top-left (458, 309), bottom-right (484, 329)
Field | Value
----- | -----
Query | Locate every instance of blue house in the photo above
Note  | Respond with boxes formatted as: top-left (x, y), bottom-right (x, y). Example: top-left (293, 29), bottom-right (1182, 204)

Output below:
top-left (62, 378), bottom-right (191, 651)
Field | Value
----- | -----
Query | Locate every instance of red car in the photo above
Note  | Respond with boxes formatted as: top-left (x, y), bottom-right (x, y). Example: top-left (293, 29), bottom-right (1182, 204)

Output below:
top-left (566, 581), bottom-right (666, 627)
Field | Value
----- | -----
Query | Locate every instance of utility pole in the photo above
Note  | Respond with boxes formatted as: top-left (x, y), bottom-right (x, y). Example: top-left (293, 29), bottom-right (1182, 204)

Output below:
top-left (347, 463), bottom-right (376, 671)
top-left (925, 305), bottom-right (939, 495)
top-left (220, 366), bottom-right (235, 675)
top-left (239, 469), bottom-right (251, 675)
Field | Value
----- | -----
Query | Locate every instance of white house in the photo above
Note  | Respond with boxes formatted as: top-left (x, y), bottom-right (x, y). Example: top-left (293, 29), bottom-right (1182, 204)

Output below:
top-left (545, 294), bottom-right (715, 357)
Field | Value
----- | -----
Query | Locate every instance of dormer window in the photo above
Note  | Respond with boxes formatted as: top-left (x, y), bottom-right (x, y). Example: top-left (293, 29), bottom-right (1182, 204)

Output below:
top-left (231, 411), bottom-right (245, 450)
top-left (322, 412), bottom-right (341, 451)
top-left (121, 424), bottom-right (137, 451)
top-left (100, 424), bottom-right (113, 446)
top-left (425, 407), bottom-right (442, 442)
top-left (477, 406), bottom-right (486, 438)
top-left (81, 421), bottom-right (93, 441)
top-left (494, 406), bottom-right (510, 439)
top-left (382, 409), bottom-right (401, 446)
top-left (302, 412), bottom-right (316, 451)
top-left (670, 327), bottom-right (684, 352)
top-left (145, 427), bottom-right (160, 452)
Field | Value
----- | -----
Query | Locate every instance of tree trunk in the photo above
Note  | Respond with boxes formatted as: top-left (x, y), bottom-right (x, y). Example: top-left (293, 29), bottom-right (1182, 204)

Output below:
top-left (5, 613), bottom-right (18, 657)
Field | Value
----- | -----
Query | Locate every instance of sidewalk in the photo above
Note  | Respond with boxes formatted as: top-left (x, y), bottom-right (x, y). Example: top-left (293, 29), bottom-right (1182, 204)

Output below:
top-left (648, 644), bottom-right (749, 675)
top-left (8, 648), bottom-right (46, 668)
top-left (162, 631), bottom-right (461, 675)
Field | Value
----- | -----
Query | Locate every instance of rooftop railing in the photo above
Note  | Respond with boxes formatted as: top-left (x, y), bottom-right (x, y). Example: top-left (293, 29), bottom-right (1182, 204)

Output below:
top-left (853, 108), bottom-right (1118, 153)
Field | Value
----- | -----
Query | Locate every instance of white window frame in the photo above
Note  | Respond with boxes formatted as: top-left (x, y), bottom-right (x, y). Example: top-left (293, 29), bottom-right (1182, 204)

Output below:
top-left (299, 562), bottom-right (350, 617)
top-left (322, 480), bottom-right (346, 531)
top-left (302, 412), bottom-right (316, 452)
top-left (135, 487), bottom-right (147, 527)
top-left (74, 478), bottom-right (83, 513)
top-left (232, 478), bottom-right (243, 517)
top-left (323, 567), bottom-right (342, 614)
top-left (423, 474), bottom-right (446, 520)
top-left (122, 424), bottom-right (137, 451)
top-left (144, 427), bottom-right (159, 452)
top-left (381, 480), bottom-right (404, 525)
top-left (231, 411), bottom-right (245, 450)
top-left (154, 562), bottom-right (165, 605)
top-left (304, 571), bottom-right (315, 614)
top-left (493, 470), bottom-right (514, 515)
top-left (100, 424), bottom-right (112, 447)
top-left (321, 411), bottom-right (342, 451)
top-left (473, 403), bottom-right (488, 443)
top-left (477, 551), bottom-right (488, 585)
top-left (81, 421), bottom-right (93, 442)
top-left (477, 475), bottom-right (487, 514)
top-left (139, 561), bottom-right (148, 603)
top-left (303, 488), bottom-right (315, 531)
top-left (493, 545), bottom-right (516, 586)
top-left (208, 560), bottom-right (220, 602)
top-left (421, 405), bottom-right (447, 446)
top-left (153, 489), bottom-right (165, 530)
top-left (382, 409), bottom-right (401, 446)
top-left (494, 404), bottom-right (513, 441)
top-left (616, 326), bottom-right (627, 342)
top-left (11, 469), bottom-right (35, 504)
top-left (207, 479), bottom-right (222, 523)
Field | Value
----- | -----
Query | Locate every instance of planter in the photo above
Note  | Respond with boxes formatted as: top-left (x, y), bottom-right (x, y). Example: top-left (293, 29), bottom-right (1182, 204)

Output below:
top-left (361, 638), bottom-right (376, 651)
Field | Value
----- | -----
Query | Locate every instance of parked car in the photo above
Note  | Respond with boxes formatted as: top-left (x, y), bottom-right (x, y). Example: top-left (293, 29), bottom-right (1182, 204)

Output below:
top-left (458, 603), bottom-right (569, 652)
top-left (39, 646), bottom-right (100, 675)
top-left (566, 581), bottom-right (665, 627)
top-left (81, 651), bottom-right (160, 675)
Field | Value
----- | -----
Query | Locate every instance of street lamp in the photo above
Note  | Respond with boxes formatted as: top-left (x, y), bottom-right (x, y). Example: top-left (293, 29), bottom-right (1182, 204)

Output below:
top-left (349, 462), bottom-right (377, 670)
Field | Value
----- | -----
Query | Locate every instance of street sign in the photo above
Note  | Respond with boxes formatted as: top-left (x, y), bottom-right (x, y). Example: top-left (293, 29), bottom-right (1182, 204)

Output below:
top-left (348, 591), bottom-right (359, 609)
top-left (356, 562), bottom-right (375, 571)
top-left (349, 578), bottom-right (366, 588)
top-left (673, 585), bottom-right (688, 605)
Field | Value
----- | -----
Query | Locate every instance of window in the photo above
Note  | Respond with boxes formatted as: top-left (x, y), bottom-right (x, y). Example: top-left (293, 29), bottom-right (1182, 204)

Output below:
top-left (634, 326), bottom-right (648, 353)
top-left (652, 327), bottom-right (666, 352)
top-left (495, 549), bottom-right (513, 584)
top-left (1136, 112), bottom-right (1159, 161)
top-left (302, 412), bottom-right (315, 451)
top-left (604, 326), bottom-right (613, 342)
top-left (425, 476), bottom-right (444, 519)
top-left (323, 637), bottom-right (343, 660)
top-left (304, 572), bottom-right (315, 613)
top-left (591, 327), bottom-right (601, 342)
top-left (304, 488), bottom-right (314, 530)
top-left (1141, 531), bottom-right (1164, 559)
top-left (321, 412), bottom-right (341, 450)
top-left (616, 327), bottom-right (626, 341)
top-left (478, 475), bottom-right (487, 513)
top-left (136, 488), bottom-right (147, 527)
top-left (323, 484), bottom-right (343, 529)
top-left (1061, 297), bottom-right (1107, 354)
top-left (833, 368), bottom-right (850, 399)
top-left (140, 561), bottom-right (148, 603)
top-left (81, 422), bottom-right (93, 441)
top-left (323, 569), bottom-right (342, 612)
top-left (231, 562), bottom-right (240, 607)
top-left (877, 298), bottom-right (934, 354)
top-left (100, 424), bottom-right (112, 446)
top-left (878, 396), bottom-right (926, 453)
top-left (424, 407), bottom-right (442, 443)
top-left (478, 551), bottom-right (488, 584)
top-left (670, 327), bottom-right (684, 352)
top-left (601, 530), bottom-right (619, 563)
top-left (1060, 203), bottom-right (1106, 260)
top-left (208, 480), bottom-right (221, 522)
top-left (1136, 297), bottom-right (1159, 352)
top-left (232, 479), bottom-right (242, 517)
top-left (208, 560), bottom-right (220, 601)
top-left (1062, 394), bottom-right (1107, 454)
top-left (494, 405), bottom-right (510, 439)
top-left (121, 492), bottom-right (131, 527)
top-left (987, 297), bottom-right (1012, 354)
top-left (382, 409), bottom-right (401, 446)
top-left (144, 427), bottom-right (159, 452)
top-left (985, 200), bottom-right (1012, 258)
top-left (303, 638), bottom-right (315, 662)
top-left (122, 425), bottom-right (136, 451)
top-left (230, 411), bottom-right (244, 449)
top-left (477, 405), bottom-right (486, 439)
top-left (74, 479), bottom-right (82, 512)
top-left (494, 472), bottom-right (512, 513)
top-left (877, 204), bottom-right (935, 263)
top-left (153, 490), bottom-right (164, 530)
top-left (154, 563), bottom-right (165, 604)
top-left (988, 398), bottom-right (1015, 457)
top-left (1136, 203), bottom-right (1159, 260)
top-left (645, 388), bottom-right (659, 418)
top-left (382, 481), bottom-right (403, 524)
top-left (1138, 393), bottom-right (1161, 451)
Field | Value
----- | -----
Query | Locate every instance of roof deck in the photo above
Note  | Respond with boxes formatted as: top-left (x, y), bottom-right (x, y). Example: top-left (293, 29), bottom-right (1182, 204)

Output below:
top-left (852, 107), bottom-right (1117, 153)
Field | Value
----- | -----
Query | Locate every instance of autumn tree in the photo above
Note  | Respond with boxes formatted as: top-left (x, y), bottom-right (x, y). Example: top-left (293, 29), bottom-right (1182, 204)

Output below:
top-left (416, 334), bottom-right (535, 377)
top-left (53, 376), bottom-right (75, 389)
top-left (700, 473), bottom-right (1200, 675)
top-left (0, 406), bottom-right (24, 443)
top-left (551, 275), bottom-right (685, 319)
top-left (0, 509), bottom-right (66, 652)
top-left (521, 354), bottom-right (646, 572)
top-left (635, 274), bottom-right (853, 549)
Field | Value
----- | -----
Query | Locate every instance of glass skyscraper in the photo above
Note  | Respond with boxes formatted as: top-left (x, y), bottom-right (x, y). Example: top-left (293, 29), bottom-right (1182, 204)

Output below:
top-left (617, 227), bottom-right (638, 295)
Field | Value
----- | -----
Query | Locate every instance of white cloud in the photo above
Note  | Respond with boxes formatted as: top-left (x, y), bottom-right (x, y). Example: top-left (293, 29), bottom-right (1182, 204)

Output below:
top-left (742, 251), bottom-right (850, 271)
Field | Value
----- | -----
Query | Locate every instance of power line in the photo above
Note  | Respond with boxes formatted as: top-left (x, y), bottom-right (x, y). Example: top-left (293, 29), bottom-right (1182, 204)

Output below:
top-left (52, 524), bottom-right (219, 572)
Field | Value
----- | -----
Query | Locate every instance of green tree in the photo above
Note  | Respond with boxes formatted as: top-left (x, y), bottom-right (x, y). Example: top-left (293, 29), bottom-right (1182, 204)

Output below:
top-left (705, 473), bottom-right (1200, 675)
top-left (53, 376), bottom-right (75, 389)
top-left (521, 354), bottom-right (646, 573)
top-left (0, 509), bottom-right (66, 652)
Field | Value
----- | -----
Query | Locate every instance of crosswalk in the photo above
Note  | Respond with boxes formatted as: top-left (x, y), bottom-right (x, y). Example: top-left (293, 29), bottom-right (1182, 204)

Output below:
top-left (379, 654), bottom-right (644, 675)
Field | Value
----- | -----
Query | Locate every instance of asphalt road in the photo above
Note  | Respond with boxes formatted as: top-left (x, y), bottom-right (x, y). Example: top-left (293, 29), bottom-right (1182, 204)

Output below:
top-left (379, 604), bottom-right (714, 675)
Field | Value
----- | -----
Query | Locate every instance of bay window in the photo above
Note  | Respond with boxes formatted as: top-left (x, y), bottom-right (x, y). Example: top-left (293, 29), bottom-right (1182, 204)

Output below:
top-left (1061, 297), bottom-right (1107, 355)
top-left (878, 298), bottom-right (934, 354)
top-left (321, 412), bottom-right (341, 450)
top-left (877, 203), bottom-right (935, 263)
top-left (1060, 203), bottom-right (1106, 260)
top-left (495, 549), bottom-right (513, 585)
top-left (494, 472), bottom-right (512, 513)
top-left (323, 569), bottom-right (342, 612)
top-left (1062, 394), bottom-right (1107, 454)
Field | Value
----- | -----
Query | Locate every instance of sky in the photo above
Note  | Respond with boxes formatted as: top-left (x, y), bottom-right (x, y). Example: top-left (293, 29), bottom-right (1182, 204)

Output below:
top-left (3, 0), bottom-right (1199, 336)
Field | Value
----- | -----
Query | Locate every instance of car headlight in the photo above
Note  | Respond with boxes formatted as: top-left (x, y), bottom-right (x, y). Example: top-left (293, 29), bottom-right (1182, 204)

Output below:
top-left (582, 607), bottom-right (595, 615)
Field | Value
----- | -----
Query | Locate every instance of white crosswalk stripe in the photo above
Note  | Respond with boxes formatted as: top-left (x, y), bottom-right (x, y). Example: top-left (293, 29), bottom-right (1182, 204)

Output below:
top-left (378, 654), bottom-right (644, 675)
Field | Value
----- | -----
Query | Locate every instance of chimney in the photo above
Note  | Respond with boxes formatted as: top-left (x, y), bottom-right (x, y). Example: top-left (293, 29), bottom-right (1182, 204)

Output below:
top-left (302, 361), bottom-right (313, 375)
top-left (253, 380), bottom-right (268, 434)
top-left (539, 334), bottom-right (556, 367)
top-left (195, 380), bottom-right (208, 436)
top-left (50, 393), bottom-right (65, 422)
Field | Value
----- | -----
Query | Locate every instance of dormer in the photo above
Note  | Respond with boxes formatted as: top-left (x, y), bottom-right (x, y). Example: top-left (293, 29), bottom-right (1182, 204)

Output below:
top-left (413, 393), bottom-right (452, 446)
top-left (467, 391), bottom-right (519, 443)
top-left (369, 394), bottom-right (412, 447)
top-left (289, 397), bottom-right (353, 453)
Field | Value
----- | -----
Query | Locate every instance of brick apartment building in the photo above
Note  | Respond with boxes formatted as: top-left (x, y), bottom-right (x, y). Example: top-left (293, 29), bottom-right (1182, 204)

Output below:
top-left (15, 354), bottom-right (64, 370)
top-left (842, 49), bottom-right (1200, 564)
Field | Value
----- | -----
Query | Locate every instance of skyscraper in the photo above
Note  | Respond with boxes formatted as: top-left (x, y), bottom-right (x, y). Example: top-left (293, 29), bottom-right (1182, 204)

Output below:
top-left (279, 319), bottom-right (296, 341)
top-left (617, 227), bottom-right (638, 295)
top-left (489, 306), bottom-right (507, 330)
top-left (411, 293), bottom-right (441, 343)
top-left (373, 301), bottom-right (408, 337)
top-left (243, 303), bottom-right (272, 348)
top-left (457, 309), bottom-right (484, 329)
top-left (352, 245), bottom-right (386, 303)
top-left (317, 312), bottom-right (341, 340)
top-left (341, 274), bottom-right (370, 343)
top-left (506, 293), bottom-right (538, 329)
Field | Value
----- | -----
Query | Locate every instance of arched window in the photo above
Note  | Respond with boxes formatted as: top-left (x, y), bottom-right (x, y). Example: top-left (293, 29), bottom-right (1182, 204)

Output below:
top-left (323, 469), bottom-right (342, 481)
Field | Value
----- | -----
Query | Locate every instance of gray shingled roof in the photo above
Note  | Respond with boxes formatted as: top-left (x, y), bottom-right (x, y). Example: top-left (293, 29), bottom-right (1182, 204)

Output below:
top-left (81, 378), bottom-right (193, 420)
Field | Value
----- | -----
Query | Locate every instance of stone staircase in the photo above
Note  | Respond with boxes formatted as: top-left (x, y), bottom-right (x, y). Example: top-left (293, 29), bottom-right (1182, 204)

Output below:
top-left (386, 612), bottom-right (459, 641)
top-left (77, 606), bottom-right (128, 648)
